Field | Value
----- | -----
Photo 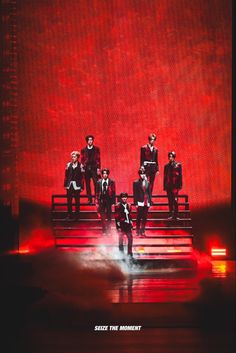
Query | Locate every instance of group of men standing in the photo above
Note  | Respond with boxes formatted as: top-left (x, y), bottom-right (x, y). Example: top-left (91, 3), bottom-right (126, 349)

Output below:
top-left (64, 133), bottom-right (183, 258)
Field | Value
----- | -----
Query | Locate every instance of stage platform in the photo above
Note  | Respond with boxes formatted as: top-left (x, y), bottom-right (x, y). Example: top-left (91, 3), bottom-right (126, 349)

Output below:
top-left (51, 193), bottom-right (197, 266)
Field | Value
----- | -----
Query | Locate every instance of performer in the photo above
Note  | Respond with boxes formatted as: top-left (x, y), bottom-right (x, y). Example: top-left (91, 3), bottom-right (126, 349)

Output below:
top-left (133, 168), bottom-right (152, 237)
top-left (140, 133), bottom-right (159, 194)
top-left (163, 151), bottom-right (182, 220)
top-left (115, 192), bottom-right (133, 257)
top-left (81, 135), bottom-right (101, 204)
top-left (95, 168), bottom-right (116, 235)
top-left (64, 151), bottom-right (84, 219)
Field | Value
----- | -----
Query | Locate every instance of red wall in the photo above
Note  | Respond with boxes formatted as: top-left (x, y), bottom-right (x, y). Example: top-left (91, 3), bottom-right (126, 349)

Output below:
top-left (18, 0), bottom-right (232, 209)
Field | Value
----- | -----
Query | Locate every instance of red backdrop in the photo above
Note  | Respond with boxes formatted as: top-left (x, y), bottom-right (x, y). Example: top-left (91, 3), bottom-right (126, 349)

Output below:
top-left (18, 0), bottom-right (231, 209)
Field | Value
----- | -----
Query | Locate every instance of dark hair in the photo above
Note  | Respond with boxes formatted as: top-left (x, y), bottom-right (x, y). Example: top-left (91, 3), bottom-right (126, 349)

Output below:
top-left (120, 192), bottom-right (128, 198)
top-left (148, 133), bottom-right (156, 141)
top-left (85, 135), bottom-right (94, 142)
top-left (168, 151), bottom-right (176, 158)
top-left (101, 168), bottom-right (110, 175)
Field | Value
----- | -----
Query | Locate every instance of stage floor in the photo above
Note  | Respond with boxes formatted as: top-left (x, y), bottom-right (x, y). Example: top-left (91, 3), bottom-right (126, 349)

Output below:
top-left (0, 251), bottom-right (235, 353)
top-left (107, 260), bottom-right (235, 303)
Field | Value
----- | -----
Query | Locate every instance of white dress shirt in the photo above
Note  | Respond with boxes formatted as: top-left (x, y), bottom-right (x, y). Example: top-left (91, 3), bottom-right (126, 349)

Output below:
top-left (66, 162), bottom-right (81, 190)
top-left (122, 203), bottom-right (130, 223)
top-left (102, 178), bottom-right (109, 192)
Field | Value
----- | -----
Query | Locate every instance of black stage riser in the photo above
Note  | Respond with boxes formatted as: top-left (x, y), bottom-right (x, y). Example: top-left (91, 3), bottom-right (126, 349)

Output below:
top-left (51, 193), bottom-right (195, 262)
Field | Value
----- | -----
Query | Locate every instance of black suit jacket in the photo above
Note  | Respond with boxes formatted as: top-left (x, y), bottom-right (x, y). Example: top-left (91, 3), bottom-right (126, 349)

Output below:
top-left (81, 145), bottom-right (101, 170)
top-left (115, 202), bottom-right (132, 229)
top-left (140, 144), bottom-right (159, 172)
top-left (64, 162), bottom-right (84, 189)
top-left (95, 179), bottom-right (116, 205)
top-left (163, 161), bottom-right (182, 190)
top-left (133, 179), bottom-right (152, 205)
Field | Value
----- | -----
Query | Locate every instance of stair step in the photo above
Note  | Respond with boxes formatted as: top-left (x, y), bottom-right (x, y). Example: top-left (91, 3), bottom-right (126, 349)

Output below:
top-left (52, 193), bottom-right (193, 255)
top-left (52, 218), bottom-right (191, 223)
top-left (132, 254), bottom-right (195, 260)
top-left (54, 230), bottom-right (192, 237)
top-left (52, 202), bottom-right (189, 207)
top-left (52, 213), bottom-right (191, 221)
top-left (56, 237), bottom-right (192, 245)
top-left (55, 234), bottom-right (194, 239)
top-left (52, 194), bottom-right (189, 199)
top-left (55, 243), bottom-right (193, 254)
top-left (55, 242), bottom-right (192, 247)
top-left (54, 226), bottom-right (192, 230)
top-left (52, 210), bottom-right (191, 214)
top-left (52, 211), bottom-right (191, 220)
top-left (55, 248), bottom-right (195, 259)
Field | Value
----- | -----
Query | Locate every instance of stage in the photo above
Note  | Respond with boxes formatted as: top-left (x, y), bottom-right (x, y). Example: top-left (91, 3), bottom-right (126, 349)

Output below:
top-left (0, 0), bottom-right (233, 352)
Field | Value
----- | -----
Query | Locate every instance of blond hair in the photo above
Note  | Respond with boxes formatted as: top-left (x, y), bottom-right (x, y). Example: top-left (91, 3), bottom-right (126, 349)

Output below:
top-left (148, 133), bottom-right (156, 141)
top-left (71, 150), bottom-right (80, 157)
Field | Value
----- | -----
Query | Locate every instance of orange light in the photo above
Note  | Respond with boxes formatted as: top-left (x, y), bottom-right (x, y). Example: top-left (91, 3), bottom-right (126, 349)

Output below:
top-left (167, 249), bottom-right (182, 253)
top-left (136, 247), bottom-right (145, 253)
top-left (212, 261), bottom-right (227, 278)
top-left (18, 249), bottom-right (30, 254)
top-left (211, 248), bottom-right (227, 256)
top-left (7, 248), bottom-right (31, 255)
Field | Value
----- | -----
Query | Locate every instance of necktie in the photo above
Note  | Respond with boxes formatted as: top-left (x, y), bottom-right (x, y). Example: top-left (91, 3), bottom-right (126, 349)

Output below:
top-left (103, 181), bottom-right (107, 194)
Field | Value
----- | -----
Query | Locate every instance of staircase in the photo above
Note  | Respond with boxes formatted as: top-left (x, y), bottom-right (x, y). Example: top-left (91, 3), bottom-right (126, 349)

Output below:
top-left (51, 194), bottom-right (197, 267)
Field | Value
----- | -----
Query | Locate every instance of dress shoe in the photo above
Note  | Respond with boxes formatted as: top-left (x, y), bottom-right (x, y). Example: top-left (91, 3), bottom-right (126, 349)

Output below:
top-left (167, 212), bottom-right (174, 220)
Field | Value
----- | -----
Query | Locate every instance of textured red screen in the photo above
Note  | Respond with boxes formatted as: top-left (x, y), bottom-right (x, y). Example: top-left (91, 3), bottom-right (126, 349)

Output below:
top-left (18, 0), bottom-right (231, 209)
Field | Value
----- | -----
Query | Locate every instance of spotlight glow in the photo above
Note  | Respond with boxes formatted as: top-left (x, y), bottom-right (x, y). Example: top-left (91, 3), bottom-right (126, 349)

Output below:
top-left (211, 248), bottom-right (227, 257)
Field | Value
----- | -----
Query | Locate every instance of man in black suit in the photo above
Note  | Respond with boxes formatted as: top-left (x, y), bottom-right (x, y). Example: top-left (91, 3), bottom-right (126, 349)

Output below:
top-left (115, 192), bottom-right (133, 257)
top-left (140, 133), bottom-right (159, 194)
top-left (163, 151), bottom-right (182, 220)
top-left (81, 135), bottom-right (101, 204)
top-left (133, 169), bottom-right (152, 237)
top-left (64, 151), bottom-right (84, 219)
top-left (95, 168), bottom-right (116, 235)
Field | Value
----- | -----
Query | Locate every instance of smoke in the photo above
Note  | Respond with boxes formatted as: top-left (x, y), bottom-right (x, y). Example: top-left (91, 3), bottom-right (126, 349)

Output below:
top-left (21, 246), bottom-right (134, 311)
